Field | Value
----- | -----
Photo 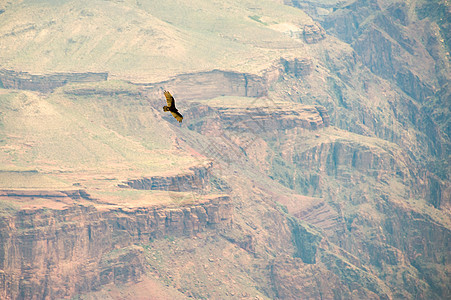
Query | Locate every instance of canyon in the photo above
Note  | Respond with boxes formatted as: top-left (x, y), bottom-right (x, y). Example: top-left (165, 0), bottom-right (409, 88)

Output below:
top-left (0, 0), bottom-right (449, 299)
top-left (0, 189), bottom-right (232, 299)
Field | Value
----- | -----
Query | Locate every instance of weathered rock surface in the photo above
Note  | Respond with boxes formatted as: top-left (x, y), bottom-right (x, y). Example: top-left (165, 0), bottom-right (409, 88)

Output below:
top-left (267, 57), bottom-right (314, 80)
top-left (270, 255), bottom-right (386, 299)
top-left (143, 69), bottom-right (268, 100)
top-left (0, 57), bottom-right (314, 103)
top-left (319, 0), bottom-right (449, 140)
top-left (122, 162), bottom-right (213, 192)
top-left (215, 104), bottom-right (329, 132)
top-left (184, 103), bottom-right (330, 137)
top-left (0, 0), bottom-right (449, 299)
top-left (0, 193), bottom-right (232, 300)
top-left (303, 23), bottom-right (327, 44)
top-left (143, 57), bottom-right (314, 101)
top-left (0, 189), bottom-right (92, 200)
top-left (0, 69), bottom-right (108, 92)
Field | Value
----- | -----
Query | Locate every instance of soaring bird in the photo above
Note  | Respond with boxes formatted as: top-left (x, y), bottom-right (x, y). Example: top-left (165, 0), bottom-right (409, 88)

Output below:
top-left (163, 90), bottom-right (183, 123)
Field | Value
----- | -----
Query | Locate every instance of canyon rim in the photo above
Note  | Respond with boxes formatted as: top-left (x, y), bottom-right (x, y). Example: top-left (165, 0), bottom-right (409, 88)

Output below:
top-left (0, 0), bottom-right (449, 299)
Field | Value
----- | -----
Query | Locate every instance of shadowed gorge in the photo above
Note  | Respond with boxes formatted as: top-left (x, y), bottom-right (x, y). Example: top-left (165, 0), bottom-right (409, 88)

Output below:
top-left (0, 0), bottom-right (449, 299)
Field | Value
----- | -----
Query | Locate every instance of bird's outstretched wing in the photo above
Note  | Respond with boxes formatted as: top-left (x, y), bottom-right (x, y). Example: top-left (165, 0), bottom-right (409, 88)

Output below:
top-left (171, 110), bottom-right (183, 123)
top-left (163, 90), bottom-right (183, 123)
top-left (164, 90), bottom-right (175, 109)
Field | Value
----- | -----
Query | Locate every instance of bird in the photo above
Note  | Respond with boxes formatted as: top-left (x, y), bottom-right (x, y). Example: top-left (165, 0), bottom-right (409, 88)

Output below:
top-left (163, 90), bottom-right (183, 123)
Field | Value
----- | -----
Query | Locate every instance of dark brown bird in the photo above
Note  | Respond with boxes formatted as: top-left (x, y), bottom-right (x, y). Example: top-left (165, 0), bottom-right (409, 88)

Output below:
top-left (163, 90), bottom-right (183, 123)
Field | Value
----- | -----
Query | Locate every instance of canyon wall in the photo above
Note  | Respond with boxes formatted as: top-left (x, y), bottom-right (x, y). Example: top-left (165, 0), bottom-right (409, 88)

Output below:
top-left (138, 69), bottom-right (268, 101)
top-left (142, 58), bottom-right (313, 101)
top-left (0, 193), bottom-right (232, 300)
top-left (0, 69), bottom-right (108, 92)
top-left (216, 105), bottom-right (329, 132)
top-left (122, 163), bottom-right (213, 192)
top-left (0, 1), bottom-right (448, 297)
top-left (0, 57), bottom-right (313, 100)
top-left (182, 102), bottom-right (329, 139)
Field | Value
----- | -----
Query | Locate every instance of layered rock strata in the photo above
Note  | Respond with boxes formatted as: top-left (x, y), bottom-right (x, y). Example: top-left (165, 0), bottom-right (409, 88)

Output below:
top-left (0, 192), bottom-right (232, 299)
top-left (0, 69), bottom-right (108, 92)
top-left (121, 162), bottom-right (213, 192)
top-left (143, 69), bottom-right (268, 100)
top-left (141, 57), bottom-right (313, 101)
top-left (0, 57), bottom-right (314, 100)
top-left (303, 23), bottom-right (327, 44)
top-left (216, 104), bottom-right (329, 132)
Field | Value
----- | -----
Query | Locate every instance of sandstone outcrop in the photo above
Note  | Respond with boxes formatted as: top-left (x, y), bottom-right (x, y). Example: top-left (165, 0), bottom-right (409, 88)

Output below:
top-left (143, 57), bottom-right (313, 102)
top-left (143, 69), bottom-right (268, 101)
top-left (277, 57), bottom-right (314, 78)
top-left (0, 69), bottom-right (108, 92)
top-left (184, 103), bottom-right (330, 137)
top-left (292, 139), bottom-right (411, 179)
top-left (303, 23), bottom-right (326, 44)
top-left (63, 87), bottom-right (140, 97)
top-left (121, 162), bottom-right (213, 192)
top-left (0, 57), bottom-right (314, 101)
top-left (0, 192), bottom-right (232, 300)
top-left (216, 104), bottom-right (329, 132)
top-left (0, 189), bottom-right (92, 200)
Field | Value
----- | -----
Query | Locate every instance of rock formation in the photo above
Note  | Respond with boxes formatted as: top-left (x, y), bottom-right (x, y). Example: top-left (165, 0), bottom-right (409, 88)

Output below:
top-left (0, 0), bottom-right (449, 298)
top-left (0, 69), bottom-right (108, 92)
top-left (0, 191), bottom-right (232, 299)
top-left (121, 162), bottom-right (213, 192)
top-left (303, 23), bottom-right (327, 44)
top-left (143, 69), bottom-right (268, 100)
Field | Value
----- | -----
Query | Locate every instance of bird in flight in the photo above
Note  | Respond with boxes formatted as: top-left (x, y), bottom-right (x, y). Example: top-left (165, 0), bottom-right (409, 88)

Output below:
top-left (163, 90), bottom-right (183, 123)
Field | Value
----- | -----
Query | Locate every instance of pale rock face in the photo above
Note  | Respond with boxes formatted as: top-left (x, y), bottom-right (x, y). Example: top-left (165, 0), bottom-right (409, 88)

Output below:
top-left (0, 69), bottom-right (108, 92)
top-left (303, 23), bottom-right (327, 44)
top-left (0, 0), bottom-right (449, 299)
top-left (0, 194), bottom-right (233, 299)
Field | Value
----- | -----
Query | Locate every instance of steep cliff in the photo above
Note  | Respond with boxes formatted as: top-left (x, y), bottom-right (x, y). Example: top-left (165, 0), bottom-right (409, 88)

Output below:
top-left (174, 94), bottom-right (449, 299)
top-left (183, 102), bottom-right (329, 135)
top-left (0, 191), bottom-right (232, 300)
top-left (121, 162), bottom-right (213, 192)
top-left (142, 57), bottom-right (314, 102)
top-left (0, 69), bottom-right (108, 92)
top-left (273, 0), bottom-right (450, 215)
top-left (143, 70), bottom-right (268, 100)
top-left (312, 0), bottom-right (449, 156)
top-left (0, 0), bottom-right (449, 299)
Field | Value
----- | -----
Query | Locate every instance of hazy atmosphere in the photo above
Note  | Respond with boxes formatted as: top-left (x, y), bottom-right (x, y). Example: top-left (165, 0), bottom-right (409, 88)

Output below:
top-left (0, 0), bottom-right (449, 299)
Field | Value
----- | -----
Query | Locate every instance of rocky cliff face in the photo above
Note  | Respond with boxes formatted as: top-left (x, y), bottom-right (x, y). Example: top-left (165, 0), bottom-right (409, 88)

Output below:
top-left (0, 69), bottom-right (108, 92)
top-left (0, 192), bottom-right (232, 300)
top-left (303, 23), bottom-right (327, 44)
top-left (184, 103), bottom-right (329, 135)
top-left (319, 0), bottom-right (449, 152)
top-left (142, 57), bottom-right (314, 102)
top-left (276, 0), bottom-right (449, 212)
top-left (243, 125), bottom-right (450, 299)
top-left (0, 0), bottom-right (449, 299)
top-left (121, 162), bottom-right (213, 192)
top-left (143, 69), bottom-right (268, 100)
